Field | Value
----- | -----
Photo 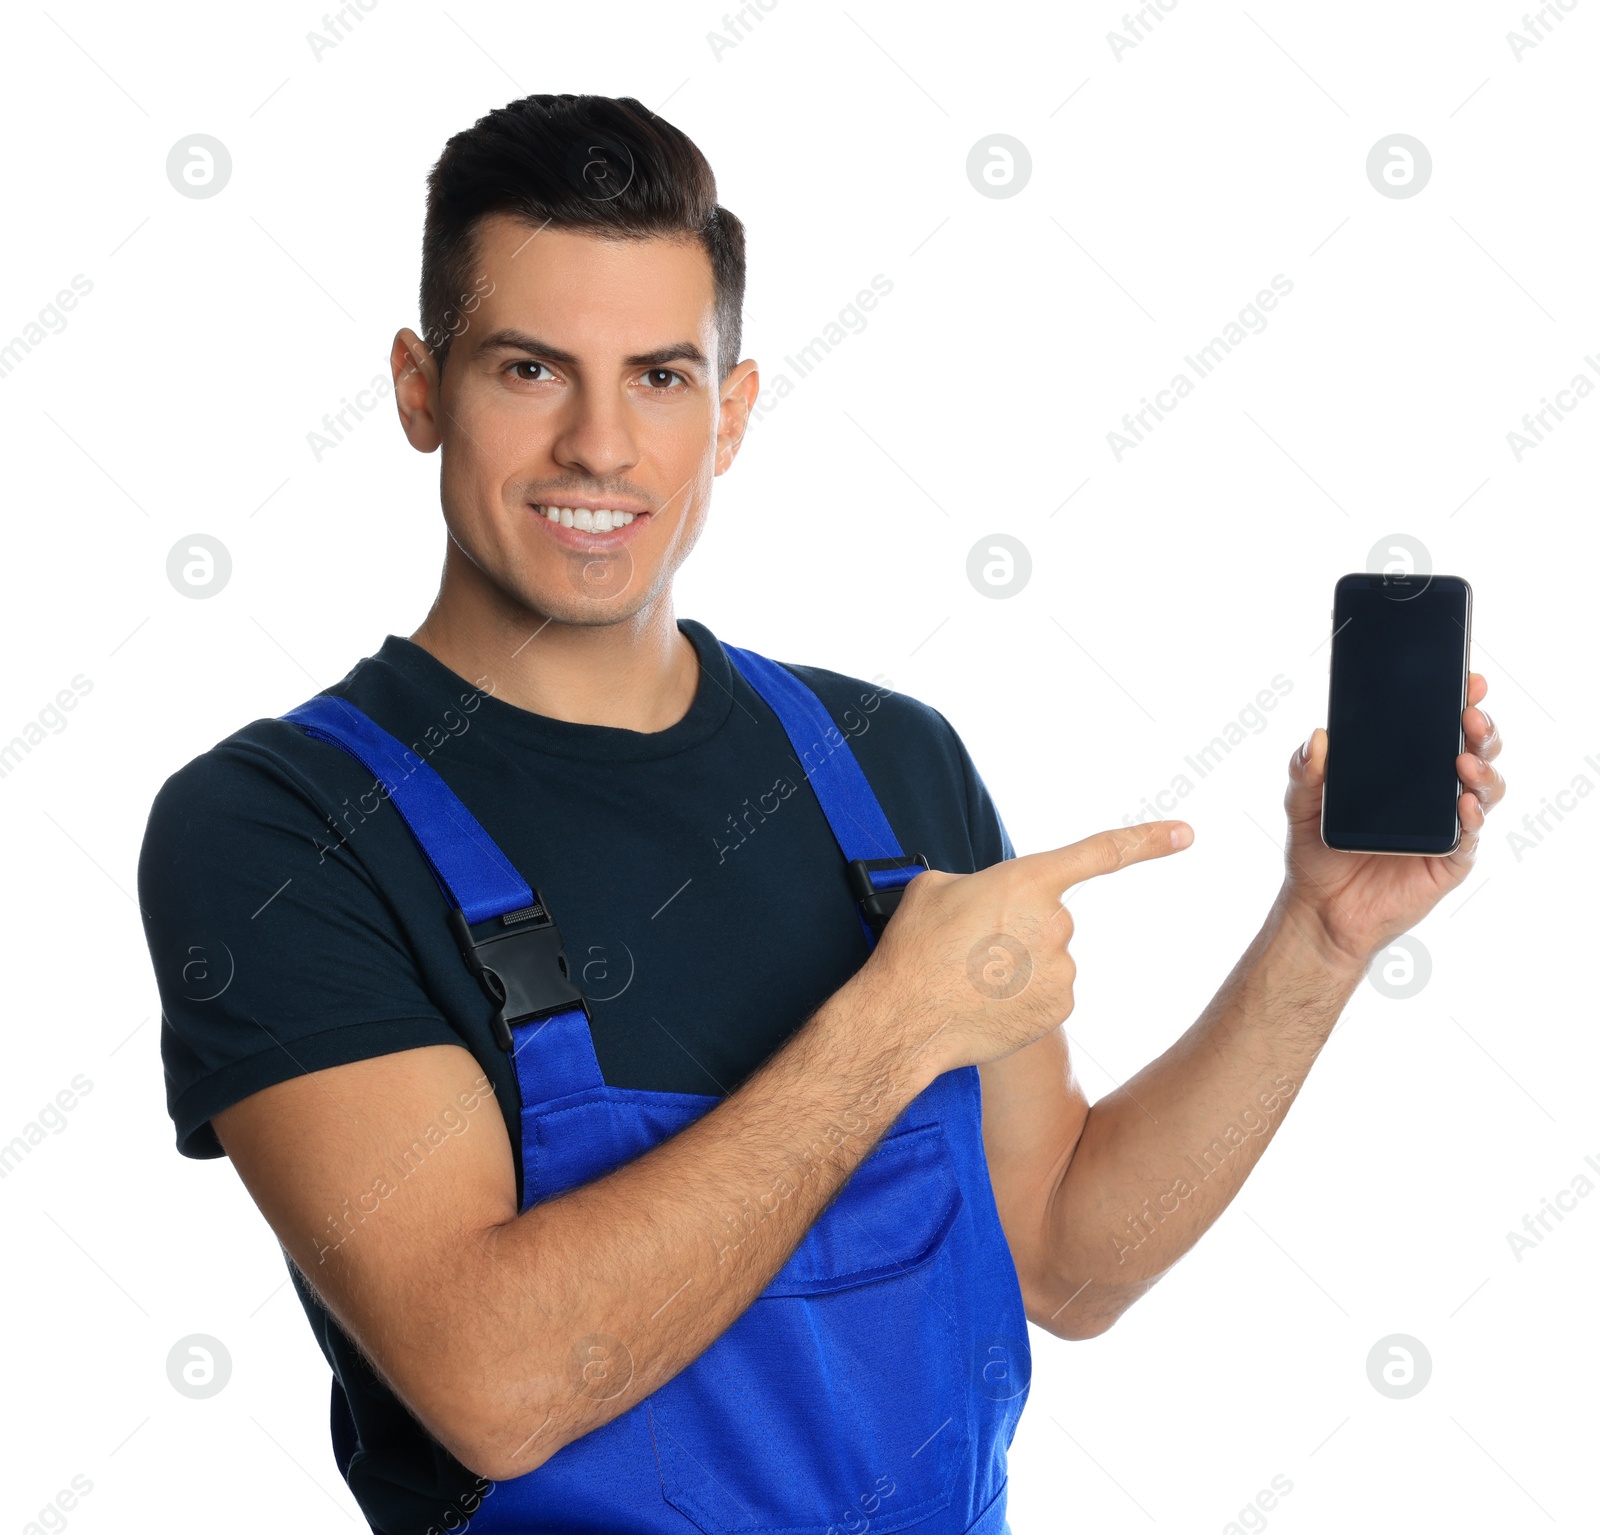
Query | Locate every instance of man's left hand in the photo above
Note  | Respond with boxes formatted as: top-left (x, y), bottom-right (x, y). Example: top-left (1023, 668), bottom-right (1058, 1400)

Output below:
top-left (1278, 672), bottom-right (1505, 972)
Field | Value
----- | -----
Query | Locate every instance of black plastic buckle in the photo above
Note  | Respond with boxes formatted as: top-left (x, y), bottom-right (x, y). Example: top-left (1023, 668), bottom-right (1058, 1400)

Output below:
top-left (846, 854), bottom-right (929, 938)
top-left (449, 895), bottom-right (584, 1051)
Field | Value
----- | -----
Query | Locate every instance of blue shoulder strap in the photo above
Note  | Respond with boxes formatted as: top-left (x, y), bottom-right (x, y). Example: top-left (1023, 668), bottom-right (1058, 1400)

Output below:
top-left (283, 695), bottom-right (533, 923)
top-left (722, 644), bottom-right (926, 918)
top-left (722, 645), bottom-right (900, 859)
top-left (282, 695), bottom-right (593, 1109)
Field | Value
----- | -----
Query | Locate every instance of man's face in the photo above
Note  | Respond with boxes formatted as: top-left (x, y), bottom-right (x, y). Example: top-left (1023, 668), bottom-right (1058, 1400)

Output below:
top-left (394, 214), bottom-right (756, 627)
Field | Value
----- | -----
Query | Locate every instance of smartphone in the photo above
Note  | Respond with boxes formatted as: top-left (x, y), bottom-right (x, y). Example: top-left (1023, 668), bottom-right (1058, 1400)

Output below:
top-left (1321, 571), bottom-right (1473, 856)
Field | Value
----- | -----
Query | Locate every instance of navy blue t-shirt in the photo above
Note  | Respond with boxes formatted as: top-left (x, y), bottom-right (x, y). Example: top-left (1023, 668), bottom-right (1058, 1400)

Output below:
top-left (138, 618), bottom-right (1013, 1534)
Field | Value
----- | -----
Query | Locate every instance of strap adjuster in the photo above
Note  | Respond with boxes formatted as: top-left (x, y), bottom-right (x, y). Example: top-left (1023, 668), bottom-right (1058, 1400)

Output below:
top-left (449, 897), bottom-right (584, 1051)
top-left (845, 854), bottom-right (929, 938)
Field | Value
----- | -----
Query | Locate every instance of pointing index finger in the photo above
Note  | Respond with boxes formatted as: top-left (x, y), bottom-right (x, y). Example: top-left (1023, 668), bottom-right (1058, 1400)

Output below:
top-left (1018, 820), bottom-right (1193, 899)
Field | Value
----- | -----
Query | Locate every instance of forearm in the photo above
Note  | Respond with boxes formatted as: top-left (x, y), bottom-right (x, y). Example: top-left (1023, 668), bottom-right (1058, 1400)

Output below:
top-left (241, 822), bottom-right (1190, 1468)
top-left (1037, 893), bottom-right (1364, 1334)
top-left (452, 970), bottom-right (938, 1477)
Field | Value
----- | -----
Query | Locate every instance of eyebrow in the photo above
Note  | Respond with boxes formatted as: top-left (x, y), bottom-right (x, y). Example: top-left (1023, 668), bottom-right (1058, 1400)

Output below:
top-left (474, 328), bottom-right (709, 371)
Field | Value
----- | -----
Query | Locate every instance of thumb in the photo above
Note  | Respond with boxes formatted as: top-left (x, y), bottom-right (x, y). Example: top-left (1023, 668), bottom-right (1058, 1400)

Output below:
top-left (1286, 726), bottom-right (1327, 826)
top-left (1017, 819), bottom-right (1193, 902)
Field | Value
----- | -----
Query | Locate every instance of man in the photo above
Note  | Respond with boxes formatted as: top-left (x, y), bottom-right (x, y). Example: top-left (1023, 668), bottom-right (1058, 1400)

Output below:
top-left (139, 93), bottom-right (1505, 1535)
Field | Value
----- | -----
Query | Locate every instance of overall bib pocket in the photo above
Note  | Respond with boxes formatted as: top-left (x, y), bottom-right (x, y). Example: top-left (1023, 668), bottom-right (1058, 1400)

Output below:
top-left (649, 1119), bottom-right (971, 1535)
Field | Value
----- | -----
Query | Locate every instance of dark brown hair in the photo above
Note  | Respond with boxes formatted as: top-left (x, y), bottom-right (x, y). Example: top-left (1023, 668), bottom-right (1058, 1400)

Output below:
top-left (420, 94), bottom-right (745, 381)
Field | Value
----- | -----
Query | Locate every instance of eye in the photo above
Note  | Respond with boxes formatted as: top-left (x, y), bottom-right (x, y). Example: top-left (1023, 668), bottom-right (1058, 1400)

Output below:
top-left (507, 359), bottom-right (553, 382)
top-left (640, 367), bottom-right (689, 390)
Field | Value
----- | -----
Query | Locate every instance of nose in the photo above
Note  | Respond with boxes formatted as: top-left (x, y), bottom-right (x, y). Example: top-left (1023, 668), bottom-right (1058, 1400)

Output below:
top-left (550, 376), bottom-right (642, 484)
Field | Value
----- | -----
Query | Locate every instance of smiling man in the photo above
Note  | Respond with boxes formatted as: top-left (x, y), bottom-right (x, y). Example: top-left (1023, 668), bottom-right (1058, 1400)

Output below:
top-left (138, 94), bottom-right (1506, 1535)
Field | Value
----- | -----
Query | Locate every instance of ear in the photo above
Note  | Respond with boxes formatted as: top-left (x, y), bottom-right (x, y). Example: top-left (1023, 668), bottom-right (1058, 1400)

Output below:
top-left (392, 328), bottom-right (442, 452)
top-left (714, 358), bottom-right (760, 476)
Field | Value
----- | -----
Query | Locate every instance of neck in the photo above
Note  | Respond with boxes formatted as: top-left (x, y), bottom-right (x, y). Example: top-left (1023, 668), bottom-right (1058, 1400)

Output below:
top-left (409, 548), bottom-right (700, 733)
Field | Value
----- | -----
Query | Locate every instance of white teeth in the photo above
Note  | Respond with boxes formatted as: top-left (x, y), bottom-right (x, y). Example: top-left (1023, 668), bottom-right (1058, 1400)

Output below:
top-left (540, 506), bottom-right (638, 529)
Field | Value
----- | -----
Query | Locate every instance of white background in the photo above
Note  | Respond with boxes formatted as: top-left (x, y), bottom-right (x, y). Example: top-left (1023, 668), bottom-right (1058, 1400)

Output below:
top-left (1, 2), bottom-right (1594, 1531)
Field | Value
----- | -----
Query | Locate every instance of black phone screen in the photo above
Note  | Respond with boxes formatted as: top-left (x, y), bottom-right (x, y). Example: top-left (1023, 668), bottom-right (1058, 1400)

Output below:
top-left (1322, 573), bottom-right (1472, 855)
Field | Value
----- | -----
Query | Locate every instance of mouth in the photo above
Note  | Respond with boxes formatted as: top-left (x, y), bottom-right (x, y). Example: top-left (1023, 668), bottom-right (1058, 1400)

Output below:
top-left (529, 503), bottom-right (651, 547)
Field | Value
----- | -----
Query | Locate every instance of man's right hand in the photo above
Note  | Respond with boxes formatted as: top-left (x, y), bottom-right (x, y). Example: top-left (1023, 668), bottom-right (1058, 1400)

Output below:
top-left (211, 819), bottom-right (1191, 1480)
top-left (857, 820), bottom-right (1193, 1074)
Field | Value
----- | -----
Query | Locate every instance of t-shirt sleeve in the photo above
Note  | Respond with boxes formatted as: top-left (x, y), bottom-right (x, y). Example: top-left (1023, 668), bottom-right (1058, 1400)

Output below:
top-left (937, 711), bottom-right (1016, 868)
top-left (139, 741), bottom-right (460, 1159)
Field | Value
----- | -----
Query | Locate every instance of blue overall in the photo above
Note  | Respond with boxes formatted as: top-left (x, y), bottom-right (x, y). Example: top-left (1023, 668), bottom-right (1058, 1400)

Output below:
top-left (283, 644), bottom-right (1031, 1535)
